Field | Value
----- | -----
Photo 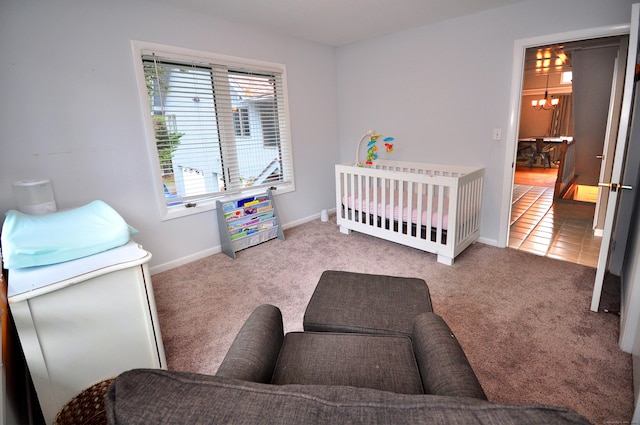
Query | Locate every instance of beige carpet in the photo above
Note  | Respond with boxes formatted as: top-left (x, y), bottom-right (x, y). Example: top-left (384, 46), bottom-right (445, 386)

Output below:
top-left (151, 214), bottom-right (633, 424)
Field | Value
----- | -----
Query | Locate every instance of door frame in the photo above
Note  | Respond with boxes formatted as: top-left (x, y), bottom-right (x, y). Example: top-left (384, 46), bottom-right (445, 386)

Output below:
top-left (499, 23), bottom-right (631, 248)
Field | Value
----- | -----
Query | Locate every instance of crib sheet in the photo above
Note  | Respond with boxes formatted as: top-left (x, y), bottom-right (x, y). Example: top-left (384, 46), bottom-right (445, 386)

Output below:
top-left (342, 188), bottom-right (449, 230)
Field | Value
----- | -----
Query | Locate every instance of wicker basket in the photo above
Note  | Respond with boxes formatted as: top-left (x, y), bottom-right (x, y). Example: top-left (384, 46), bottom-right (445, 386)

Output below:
top-left (54, 378), bottom-right (115, 425)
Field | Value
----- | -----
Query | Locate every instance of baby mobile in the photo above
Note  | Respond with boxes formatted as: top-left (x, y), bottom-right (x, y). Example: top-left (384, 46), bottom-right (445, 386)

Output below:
top-left (355, 130), bottom-right (395, 167)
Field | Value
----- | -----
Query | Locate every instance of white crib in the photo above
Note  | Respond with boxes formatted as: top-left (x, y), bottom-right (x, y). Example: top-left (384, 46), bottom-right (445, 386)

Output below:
top-left (335, 160), bottom-right (484, 265)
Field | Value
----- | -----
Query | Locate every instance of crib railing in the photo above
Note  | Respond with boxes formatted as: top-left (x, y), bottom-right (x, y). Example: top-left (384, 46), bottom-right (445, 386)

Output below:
top-left (335, 160), bottom-right (484, 264)
top-left (339, 169), bottom-right (450, 241)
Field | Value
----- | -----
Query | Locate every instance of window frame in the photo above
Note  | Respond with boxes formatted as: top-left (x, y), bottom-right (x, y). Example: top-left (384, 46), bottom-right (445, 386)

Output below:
top-left (131, 40), bottom-right (295, 220)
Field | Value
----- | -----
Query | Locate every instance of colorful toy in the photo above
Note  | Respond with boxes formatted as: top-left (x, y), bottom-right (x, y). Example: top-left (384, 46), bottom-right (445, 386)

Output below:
top-left (355, 131), bottom-right (395, 166)
top-left (366, 137), bottom-right (379, 165)
top-left (384, 136), bottom-right (394, 153)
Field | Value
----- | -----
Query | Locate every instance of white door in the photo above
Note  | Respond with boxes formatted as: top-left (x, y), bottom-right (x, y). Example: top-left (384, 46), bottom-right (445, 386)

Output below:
top-left (590, 3), bottom-right (639, 312)
top-left (593, 47), bottom-right (626, 236)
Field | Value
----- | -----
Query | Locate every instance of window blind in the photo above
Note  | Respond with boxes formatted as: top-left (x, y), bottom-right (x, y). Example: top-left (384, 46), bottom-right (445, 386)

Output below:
top-left (141, 52), bottom-right (293, 207)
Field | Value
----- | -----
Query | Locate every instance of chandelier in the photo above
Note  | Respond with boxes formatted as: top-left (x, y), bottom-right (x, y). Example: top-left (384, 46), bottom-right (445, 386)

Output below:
top-left (531, 72), bottom-right (559, 110)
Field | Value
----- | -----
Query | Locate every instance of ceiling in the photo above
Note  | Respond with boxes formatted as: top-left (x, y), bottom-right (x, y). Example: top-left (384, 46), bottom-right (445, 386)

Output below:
top-left (150, 0), bottom-right (529, 46)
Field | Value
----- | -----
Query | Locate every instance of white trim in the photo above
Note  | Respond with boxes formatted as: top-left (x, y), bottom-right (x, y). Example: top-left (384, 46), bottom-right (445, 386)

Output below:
top-left (149, 246), bottom-right (222, 275)
top-left (158, 185), bottom-right (296, 221)
top-left (477, 236), bottom-right (498, 247)
top-left (499, 23), bottom-right (631, 248)
top-left (133, 40), bottom-right (286, 74)
top-left (148, 209), bottom-right (336, 275)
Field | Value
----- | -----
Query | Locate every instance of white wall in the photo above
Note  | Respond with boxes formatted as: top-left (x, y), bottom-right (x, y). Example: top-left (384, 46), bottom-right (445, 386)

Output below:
top-left (336, 0), bottom-right (635, 245)
top-left (0, 0), bottom-right (340, 270)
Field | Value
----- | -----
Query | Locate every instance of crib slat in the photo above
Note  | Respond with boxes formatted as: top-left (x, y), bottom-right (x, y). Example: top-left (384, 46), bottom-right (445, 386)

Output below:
top-left (380, 177), bottom-right (387, 225)
top-left (466, 178), bottom-right (478, 240)
top-left (372, 176), bottom-right (378, 227)
top-left (398, 179), bottom-right (404, 235)
top-left (458, 182), bottom-right (468, 243)
top-left (466, 182), bottom-right (473, 242)
top-left (344, 171), bottom-right (349, 221)
top-left (350, 173), bottom-right (356, 223)
top-left (471, 178), bottom-right (481, 234)
top-left (416, 182), bottom-right (424, 240)
top-left (358, 174), bottom-right (364, 224)
top-left (426, 184), bottom-right (433, 242)
top-left (365, 174), bottom-right (370, 222)
top-left (337, 170), bottom-right (343, 220)
top-left (467, 181), bottom-right (474, 241)
top-left (447, 183), bottom-right (457, 247)
top-left (407, 181), bottom-right (414, 236)
top-left (390, 176), bottom-right (395, 233)
top-left (468, 180), bottom-right (476, 240)
top-left (436, 185), bottom-right (444, 244)
top-left (342, 171), bottom-right (348, 220)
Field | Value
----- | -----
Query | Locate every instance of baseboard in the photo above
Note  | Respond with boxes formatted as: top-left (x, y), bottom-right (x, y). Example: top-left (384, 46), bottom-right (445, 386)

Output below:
top-left (477, 236), bottom-right (499, 247)
top-left (149, 247), bottom-right (222, 275)
top-left (149, 209), bottom-right (337, 275)
top-left (282, 208), bottom-right (336, 229)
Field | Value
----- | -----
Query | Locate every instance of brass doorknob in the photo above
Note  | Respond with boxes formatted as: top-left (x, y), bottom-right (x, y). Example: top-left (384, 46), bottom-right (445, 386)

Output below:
top-left (598, 182), bottom-right (633, 192)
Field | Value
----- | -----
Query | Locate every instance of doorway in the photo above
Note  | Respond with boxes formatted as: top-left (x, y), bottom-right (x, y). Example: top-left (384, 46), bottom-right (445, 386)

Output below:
top-left (505, 34), bottom-right (626, 267)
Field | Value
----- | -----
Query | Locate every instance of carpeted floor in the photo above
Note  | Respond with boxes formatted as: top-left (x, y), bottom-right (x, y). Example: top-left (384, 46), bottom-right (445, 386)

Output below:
top-left (151, 214), bottom-right (633, 424)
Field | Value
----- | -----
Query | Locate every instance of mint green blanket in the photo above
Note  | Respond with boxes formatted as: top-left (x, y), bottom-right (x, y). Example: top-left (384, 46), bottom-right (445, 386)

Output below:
top-left (1, 200), bottom-right (136, 269)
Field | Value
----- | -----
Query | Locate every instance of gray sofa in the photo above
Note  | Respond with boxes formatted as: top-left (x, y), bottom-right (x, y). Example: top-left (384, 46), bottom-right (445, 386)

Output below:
top-left (106, 304), bottom-right (591, 424)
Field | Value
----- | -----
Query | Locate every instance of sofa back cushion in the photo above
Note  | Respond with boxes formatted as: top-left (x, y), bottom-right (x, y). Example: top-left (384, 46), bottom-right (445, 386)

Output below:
top-left (106, 369), bottom-right (591, 425)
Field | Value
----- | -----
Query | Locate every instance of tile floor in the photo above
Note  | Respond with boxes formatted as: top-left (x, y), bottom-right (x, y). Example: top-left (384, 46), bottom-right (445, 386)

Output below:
top-left (509, 184), bottom-right (602, 268)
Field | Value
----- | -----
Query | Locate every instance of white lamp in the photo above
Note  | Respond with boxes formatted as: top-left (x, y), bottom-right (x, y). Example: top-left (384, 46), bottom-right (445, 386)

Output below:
top-left (12, 179), bottom-right (57, 215)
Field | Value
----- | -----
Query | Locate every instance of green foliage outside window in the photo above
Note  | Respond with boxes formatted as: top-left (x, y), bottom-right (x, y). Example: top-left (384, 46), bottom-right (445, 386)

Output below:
top-left (152, 115), bottom-right (183, 174)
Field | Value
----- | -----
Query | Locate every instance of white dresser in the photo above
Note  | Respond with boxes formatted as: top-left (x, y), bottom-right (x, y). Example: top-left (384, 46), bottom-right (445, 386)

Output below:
top-left (8, 241), bottom-right (166, 424)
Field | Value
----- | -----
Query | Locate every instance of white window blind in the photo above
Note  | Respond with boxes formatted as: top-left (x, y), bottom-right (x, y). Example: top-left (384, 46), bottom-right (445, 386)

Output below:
top-left (140, 51), bottom-right (294, 209)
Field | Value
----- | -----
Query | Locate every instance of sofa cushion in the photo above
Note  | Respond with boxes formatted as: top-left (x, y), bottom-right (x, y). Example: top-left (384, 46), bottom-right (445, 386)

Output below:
top-left (304, 270), bottom-right (433, 336)
top-left (271, 331), bottom-right (424, 394)
top-left (106, 369), bottom-right (592, 425)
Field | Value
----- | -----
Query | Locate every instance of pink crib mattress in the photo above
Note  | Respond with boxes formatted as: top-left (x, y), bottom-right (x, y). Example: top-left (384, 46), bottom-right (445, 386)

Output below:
top-left (343, 191), bottom-right (449, 230)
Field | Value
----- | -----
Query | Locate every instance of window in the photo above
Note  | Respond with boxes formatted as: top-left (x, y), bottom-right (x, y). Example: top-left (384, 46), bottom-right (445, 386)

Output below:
top-left (133, 41), bottom-right (295, 217)
top-left (233, 108), bottom-right (250, 137)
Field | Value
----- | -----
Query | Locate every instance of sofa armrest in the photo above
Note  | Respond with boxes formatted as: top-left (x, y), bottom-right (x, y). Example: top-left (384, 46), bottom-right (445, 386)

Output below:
top-left (412, 312), bottom-right (487, 400)
top-left (215, 304), bottom-right (284, 383)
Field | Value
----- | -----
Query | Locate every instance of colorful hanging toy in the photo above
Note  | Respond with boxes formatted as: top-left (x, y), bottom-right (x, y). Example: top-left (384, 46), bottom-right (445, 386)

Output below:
top-left (384, 141), bottom-right (394, 153)
top-left (365, 134), bottom-right (379, 165)
top-left (355, 130), bottom-right (395, 166)
top-left (365, 134), bottom-right (394, 165)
